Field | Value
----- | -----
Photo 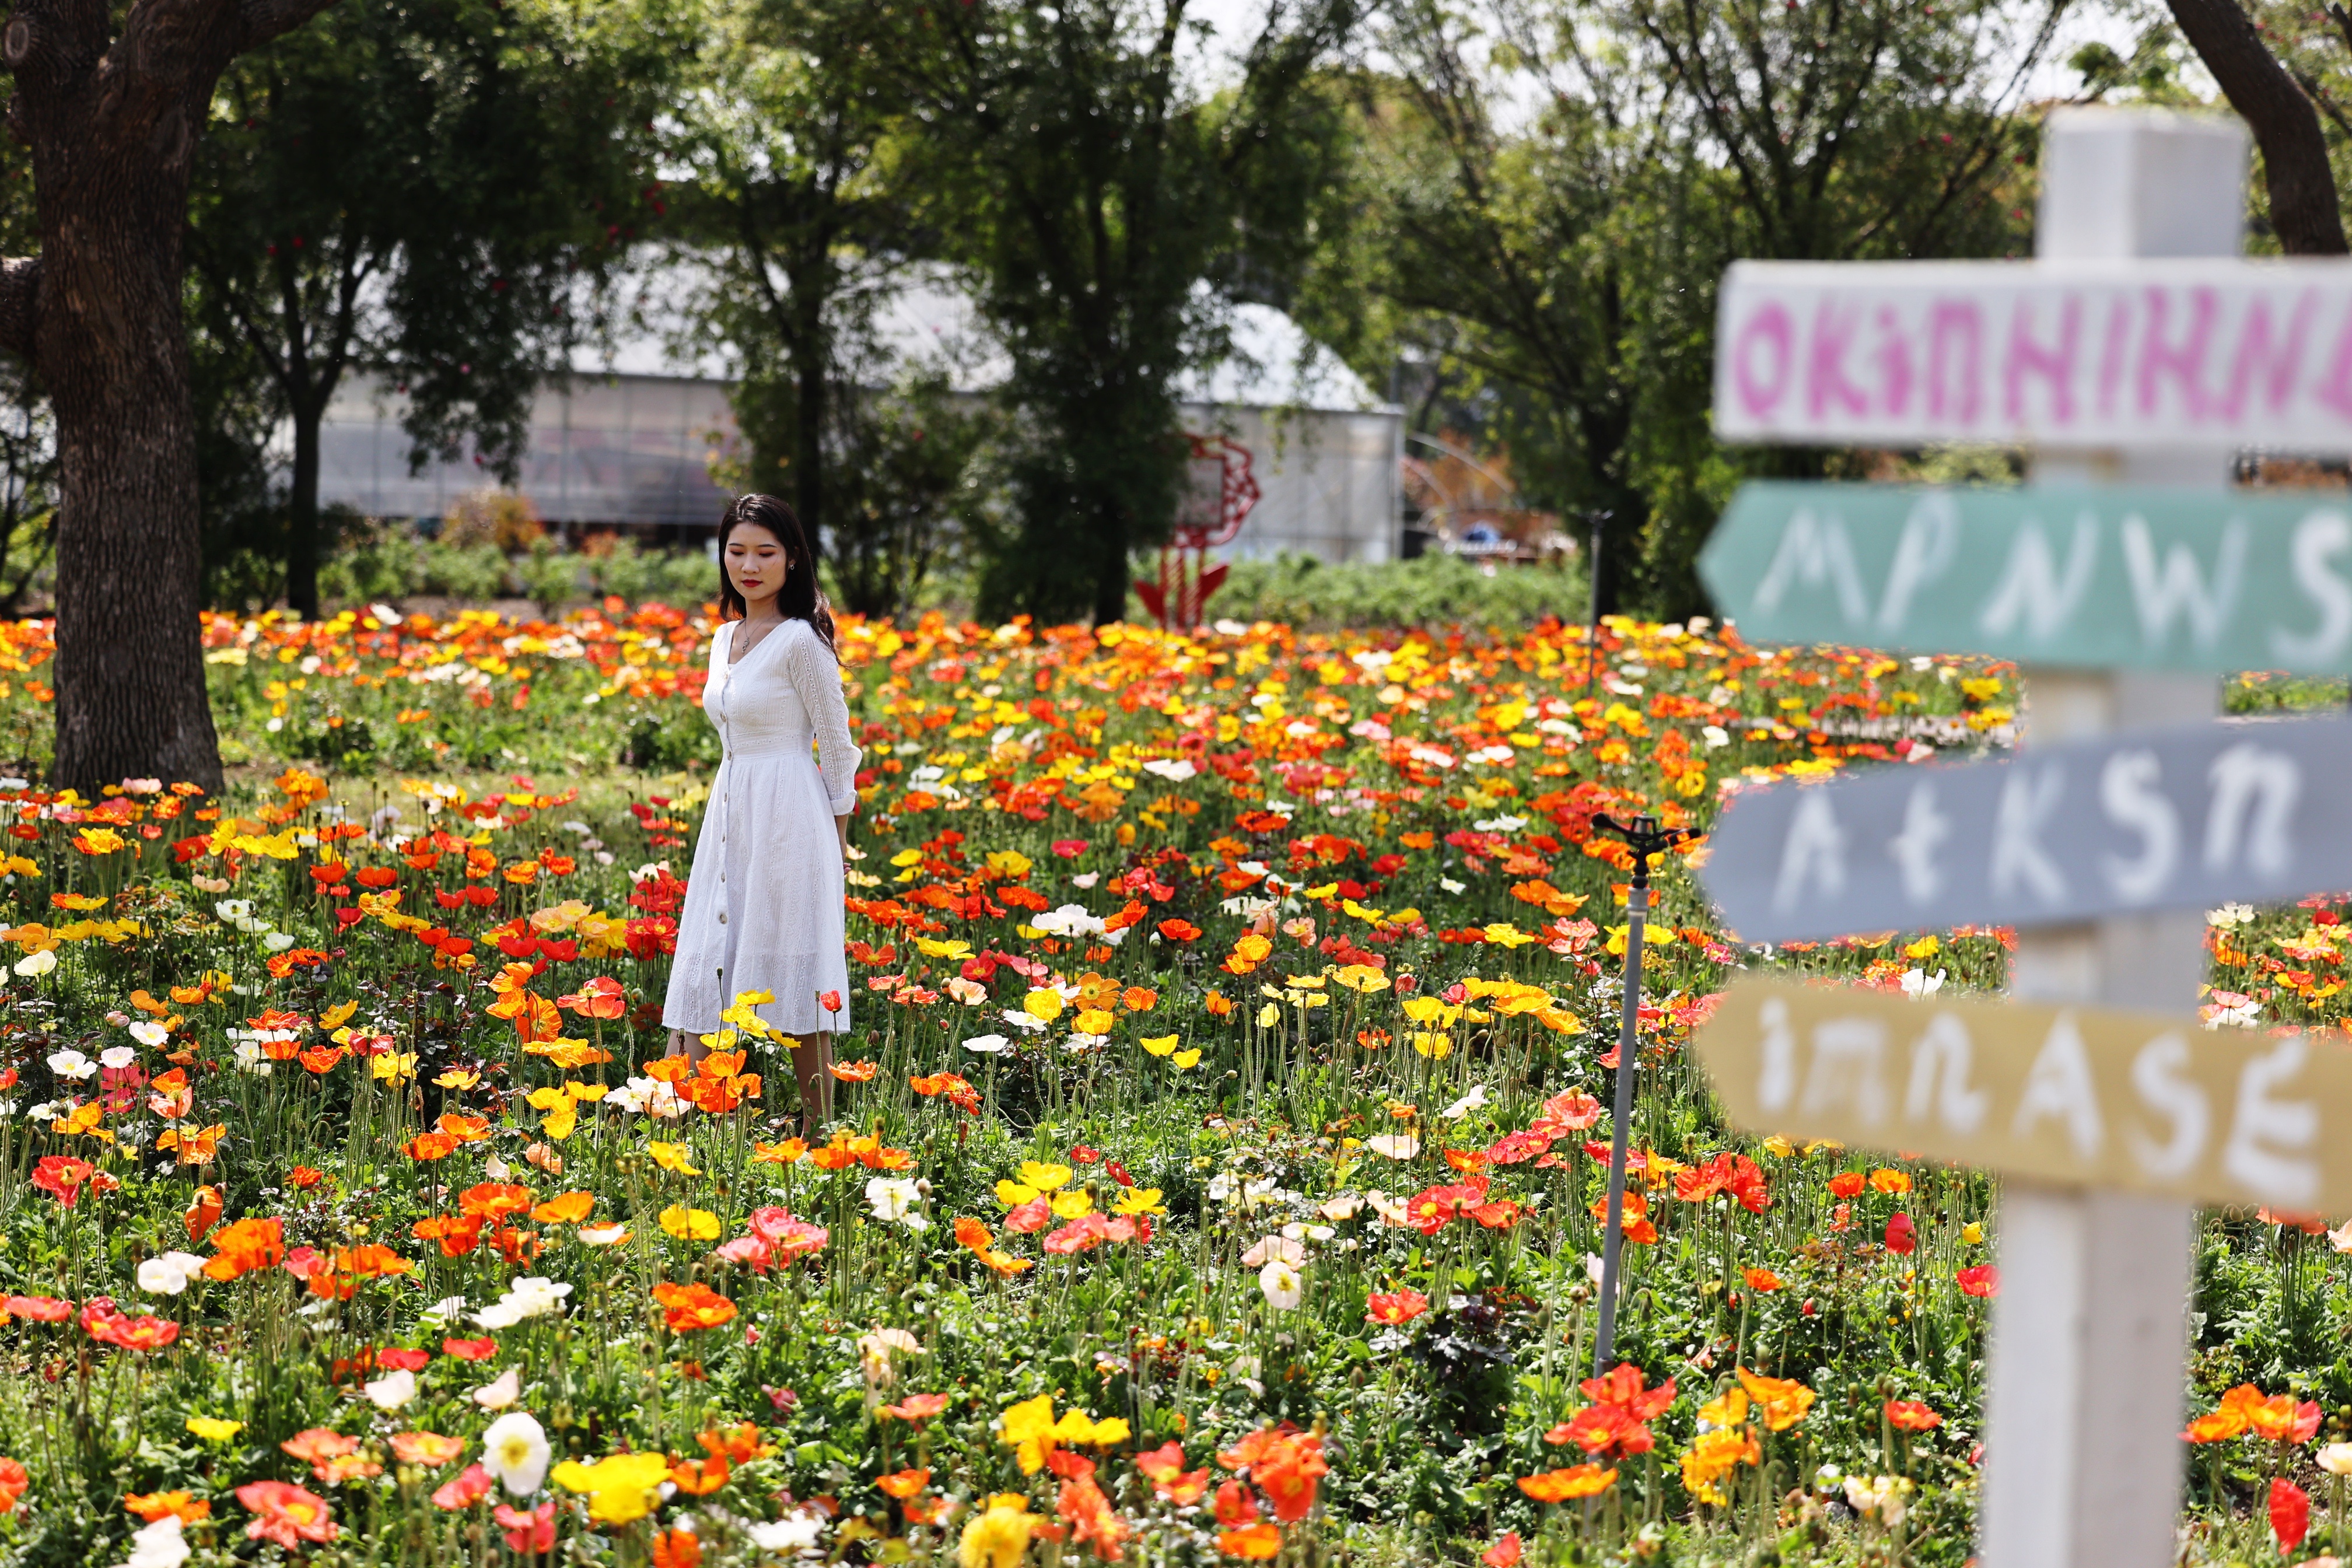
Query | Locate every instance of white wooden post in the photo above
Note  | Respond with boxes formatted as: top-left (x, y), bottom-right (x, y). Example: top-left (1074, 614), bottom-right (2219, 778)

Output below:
top-left (1976, 107), bottom-right (2246, 1568)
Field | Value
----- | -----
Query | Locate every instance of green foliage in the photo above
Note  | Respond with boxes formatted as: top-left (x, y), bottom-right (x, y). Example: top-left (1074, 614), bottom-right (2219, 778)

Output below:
top-left (1196, 550), bottom-right (1590, 631)
top-left (185, 0), bottom-right (681, 614)
top-left (665, 0), bottom-right (918, 568)
top-left (1301, 0), bottom-right (2059, 619)
top-left (820, 373), bottom-right (1004, 618)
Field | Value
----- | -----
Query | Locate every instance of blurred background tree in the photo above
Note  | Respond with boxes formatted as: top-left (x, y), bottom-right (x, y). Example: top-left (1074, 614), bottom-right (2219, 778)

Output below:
top-left (880, 0), bottom-right (1359, 624)
top-left (185, 0), bottom-right (679, 617)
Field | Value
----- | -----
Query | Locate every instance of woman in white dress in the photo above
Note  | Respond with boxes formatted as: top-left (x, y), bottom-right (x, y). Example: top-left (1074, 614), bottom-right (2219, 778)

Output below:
top-left (662, 494), bottom-right (862, 1133)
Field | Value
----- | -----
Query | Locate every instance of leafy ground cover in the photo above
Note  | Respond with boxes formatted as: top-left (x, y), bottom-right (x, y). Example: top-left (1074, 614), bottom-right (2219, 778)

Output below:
top-left (0, 603), bottom-right (2340, 1566)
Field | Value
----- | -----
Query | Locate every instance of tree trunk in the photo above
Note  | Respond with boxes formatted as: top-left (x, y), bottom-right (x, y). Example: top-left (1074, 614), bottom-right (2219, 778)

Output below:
top-left (40, 127), bottom-right (224, 792)
top-left (0, 0), bottom-right (344, 794)
top-left (2167, 0), bottom-right (2350, 255)
top-left (286, 398), bottom-right (321, 618)
top-left (789, 255), bottom-right (826, 550)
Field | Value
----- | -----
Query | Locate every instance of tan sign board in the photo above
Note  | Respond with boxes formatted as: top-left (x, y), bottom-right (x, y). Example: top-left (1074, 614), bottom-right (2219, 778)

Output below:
top-left (1694, 977), bottom-right (2350, 1217)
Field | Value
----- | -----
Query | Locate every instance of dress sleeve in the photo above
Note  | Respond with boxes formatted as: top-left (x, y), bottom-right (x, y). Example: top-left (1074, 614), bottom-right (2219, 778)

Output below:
top-left (783, 623), bottom-right (864, 816)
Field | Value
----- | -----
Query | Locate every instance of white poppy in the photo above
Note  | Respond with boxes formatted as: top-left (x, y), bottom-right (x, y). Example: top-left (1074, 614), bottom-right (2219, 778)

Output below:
top-left (14, 949), bottom-right (55, 977)
top-left (481, 1410), bottom-right (552, 1496)
top-left (1258, 1258), bottom-right (1304, 1311)
top-left (99, 1045), bottom-right (138, 1070)
top-left (116, 1515), bottom-right (188, 1568)
top-left (136, 1252), bottom-right (210, 1297)
top-left (1363, 1133), bottom-right (1420, 1160)
top-left (1239, 1235), bottom-right (1306, 1268)
top-left (1441, 1084), bottom-right (1491, 1120)
top-left (747, 1511), bottom-right (826, 1550)
top-left (129, 1020), bottom-right (170, 1048)
top-left (46, 1048), bottom-right (95, 1080)
top-left (864, 1177), bottom-right (928, 1231)
top-left (471, 1367), bottom-right (523, 1409)
top-left (362, 1368), bottom-right (418, 1410)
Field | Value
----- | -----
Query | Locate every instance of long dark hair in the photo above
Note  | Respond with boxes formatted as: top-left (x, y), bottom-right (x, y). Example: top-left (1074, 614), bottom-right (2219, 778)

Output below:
top-left (716, 494), bottom-right (836, 656)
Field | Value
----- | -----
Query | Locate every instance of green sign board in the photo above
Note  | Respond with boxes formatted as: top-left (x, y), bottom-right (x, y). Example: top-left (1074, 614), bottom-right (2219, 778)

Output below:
top-left (1698, 482), bottom-right (2352, 674)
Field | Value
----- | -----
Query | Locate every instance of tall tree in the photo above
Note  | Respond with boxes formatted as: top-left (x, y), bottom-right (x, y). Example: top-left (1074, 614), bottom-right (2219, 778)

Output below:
top-left (885, 0), bottom-right (1357, 624)
top-left (1311, 0), bottom-right (2061, 615)
top-left (668, 0), bottom-right (911, 556)
top-left (186, 0), bottom-right (673, 617)
top-left (0, 0), bottom-right (342, 792)
top-left (2166, 0), bottom-right (2344, 254)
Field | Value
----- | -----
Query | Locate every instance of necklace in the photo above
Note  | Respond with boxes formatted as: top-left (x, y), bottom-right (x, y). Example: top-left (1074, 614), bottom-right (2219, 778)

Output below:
top-left (729, 616), bottom-right (785, 666)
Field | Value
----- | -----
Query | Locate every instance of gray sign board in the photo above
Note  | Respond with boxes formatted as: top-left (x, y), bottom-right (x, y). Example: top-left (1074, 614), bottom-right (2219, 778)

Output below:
top-left (1698, 715), bottom-right (2352, 942)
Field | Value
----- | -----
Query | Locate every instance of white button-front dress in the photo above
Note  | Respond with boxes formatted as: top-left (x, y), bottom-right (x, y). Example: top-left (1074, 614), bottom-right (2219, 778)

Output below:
top-left (661, 616), bottom-right (862, 1040)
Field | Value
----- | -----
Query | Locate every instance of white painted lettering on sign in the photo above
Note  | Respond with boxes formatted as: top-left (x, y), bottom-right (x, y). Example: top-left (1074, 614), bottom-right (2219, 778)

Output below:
top-left (1699, 979), bottom-right (2343, 1214)
top-left (1698, 716), bottom-right (2352, 943)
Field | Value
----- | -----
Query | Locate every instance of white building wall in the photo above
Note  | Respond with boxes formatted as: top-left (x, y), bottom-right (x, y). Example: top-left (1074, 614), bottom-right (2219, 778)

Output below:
top-left (317, 374), bottom-right (1402, 562)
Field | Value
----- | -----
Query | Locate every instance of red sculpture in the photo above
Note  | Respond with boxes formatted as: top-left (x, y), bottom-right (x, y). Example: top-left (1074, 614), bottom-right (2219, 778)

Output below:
top-left (1134, 434), bottom-right (1259, 630)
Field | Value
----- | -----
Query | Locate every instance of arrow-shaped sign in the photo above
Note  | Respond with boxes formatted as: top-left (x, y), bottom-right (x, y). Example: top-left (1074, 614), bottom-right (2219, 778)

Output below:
top-left (1696, 976), bottom-right (2347, 1217)
top-left (1699, 482), bottom-right (2352, 675)
top-left (1698, 715), bottom-right (2352, 943)
top-left (1712, 257), bottom-right (2352, 451)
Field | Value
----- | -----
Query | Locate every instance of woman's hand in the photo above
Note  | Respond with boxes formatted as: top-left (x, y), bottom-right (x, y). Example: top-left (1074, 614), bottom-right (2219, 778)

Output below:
top-left (835, 814), bottom-right (851, 864)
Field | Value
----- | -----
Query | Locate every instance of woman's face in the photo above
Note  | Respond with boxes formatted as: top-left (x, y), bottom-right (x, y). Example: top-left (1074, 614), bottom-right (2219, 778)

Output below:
top-left (723, 522), bottom-right (789, 608)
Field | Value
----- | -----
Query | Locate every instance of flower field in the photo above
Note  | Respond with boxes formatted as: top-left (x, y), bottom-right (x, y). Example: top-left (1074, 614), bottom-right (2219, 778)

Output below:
top-left (0, 601), bottom-right (2344, 1566)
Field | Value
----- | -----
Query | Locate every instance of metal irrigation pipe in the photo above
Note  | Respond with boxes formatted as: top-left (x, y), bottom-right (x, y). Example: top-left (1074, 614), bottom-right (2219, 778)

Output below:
top-left (1588, 811), bottom-right (1697, 1377)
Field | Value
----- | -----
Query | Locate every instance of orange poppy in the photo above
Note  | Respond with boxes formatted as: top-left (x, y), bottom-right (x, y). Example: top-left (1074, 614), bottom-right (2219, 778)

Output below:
top-left (668, 1454), bottom-right (729, 1495)
top-left (651, 1280), bottom-right (737, 1333)
top-left (204, 1217), bottom-right (286, 1280)
top-left (877, 1467), bottom-right (930, 1499)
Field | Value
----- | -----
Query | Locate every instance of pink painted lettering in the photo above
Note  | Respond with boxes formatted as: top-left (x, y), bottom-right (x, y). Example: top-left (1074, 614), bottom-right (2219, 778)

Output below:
top-left (2218, 290), bottom-right (2316, 422)
top-left (1926, 301), bottom-right (1983, 426)
top-left (1807, 302), bottom-right (1870, 420)
top-left (1874, 306), bottom-right (1915, 417)
top-left (2095, 295), bottom-right (2131, 421)
top-left (2137, 286), bottom-right (2217, 420)
top-left (2003, 296), bottom-right (2080, 425)
top-left (1733, 302), bottom-right (1794, 418)
top-left (2315, 301), bottom-right (2352, 422)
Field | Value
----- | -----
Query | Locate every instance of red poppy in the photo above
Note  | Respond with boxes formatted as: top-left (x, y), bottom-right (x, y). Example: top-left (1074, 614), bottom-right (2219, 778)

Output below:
top-left (1828, 1171), bottom-right (1866, 1198)
top-left (556, 975), bottom-right (627, 1019)
top-left (0, 1457), bottom-right (28, 1515)
top-left (1365, 1290), bottom-right (1429, 1326)
top-left (1957, 1265), bottom-right (2000, 1298)
top-left (1156, 918), bottom-right (1201, 942)
top-left (2272, 1478), bottom-right (2312, 1550)
top-left (495, 1501), bottom-right (556, 1552)
top-left (442, 1336), bottom-right (499, 1362)
top-left (652, 1280), bottom-right (737, 1332)
top-left (1545, 1401), bottom-right (1655, 1458)
top-left (1885, 1401), bottom-right (1942, 1432)
top-left (30, 1155), bottom-right (95, 1207)
top-left (3, 1295), bottom-right (70, 1322)
top-left (1884, 1213), bottom-right (1916, 1255)
top-left (430, 1464), bottom-right (494, 1510)
top-left (1483, 1532), bottom-right (1524, 1567)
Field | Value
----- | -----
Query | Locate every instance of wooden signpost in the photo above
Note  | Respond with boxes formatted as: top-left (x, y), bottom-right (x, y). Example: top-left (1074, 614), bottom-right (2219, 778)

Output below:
top-left (1691, 104), bottom-right (2344, 1568)
top-left (1699, 712), bottom-right (2352, 943)
top-left (1698, 482), bottom-right (2352, 674)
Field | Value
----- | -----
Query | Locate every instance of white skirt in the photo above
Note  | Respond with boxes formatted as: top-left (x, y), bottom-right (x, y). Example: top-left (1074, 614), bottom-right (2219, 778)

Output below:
top-left (660, 741), bottom-right (852, 1039)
